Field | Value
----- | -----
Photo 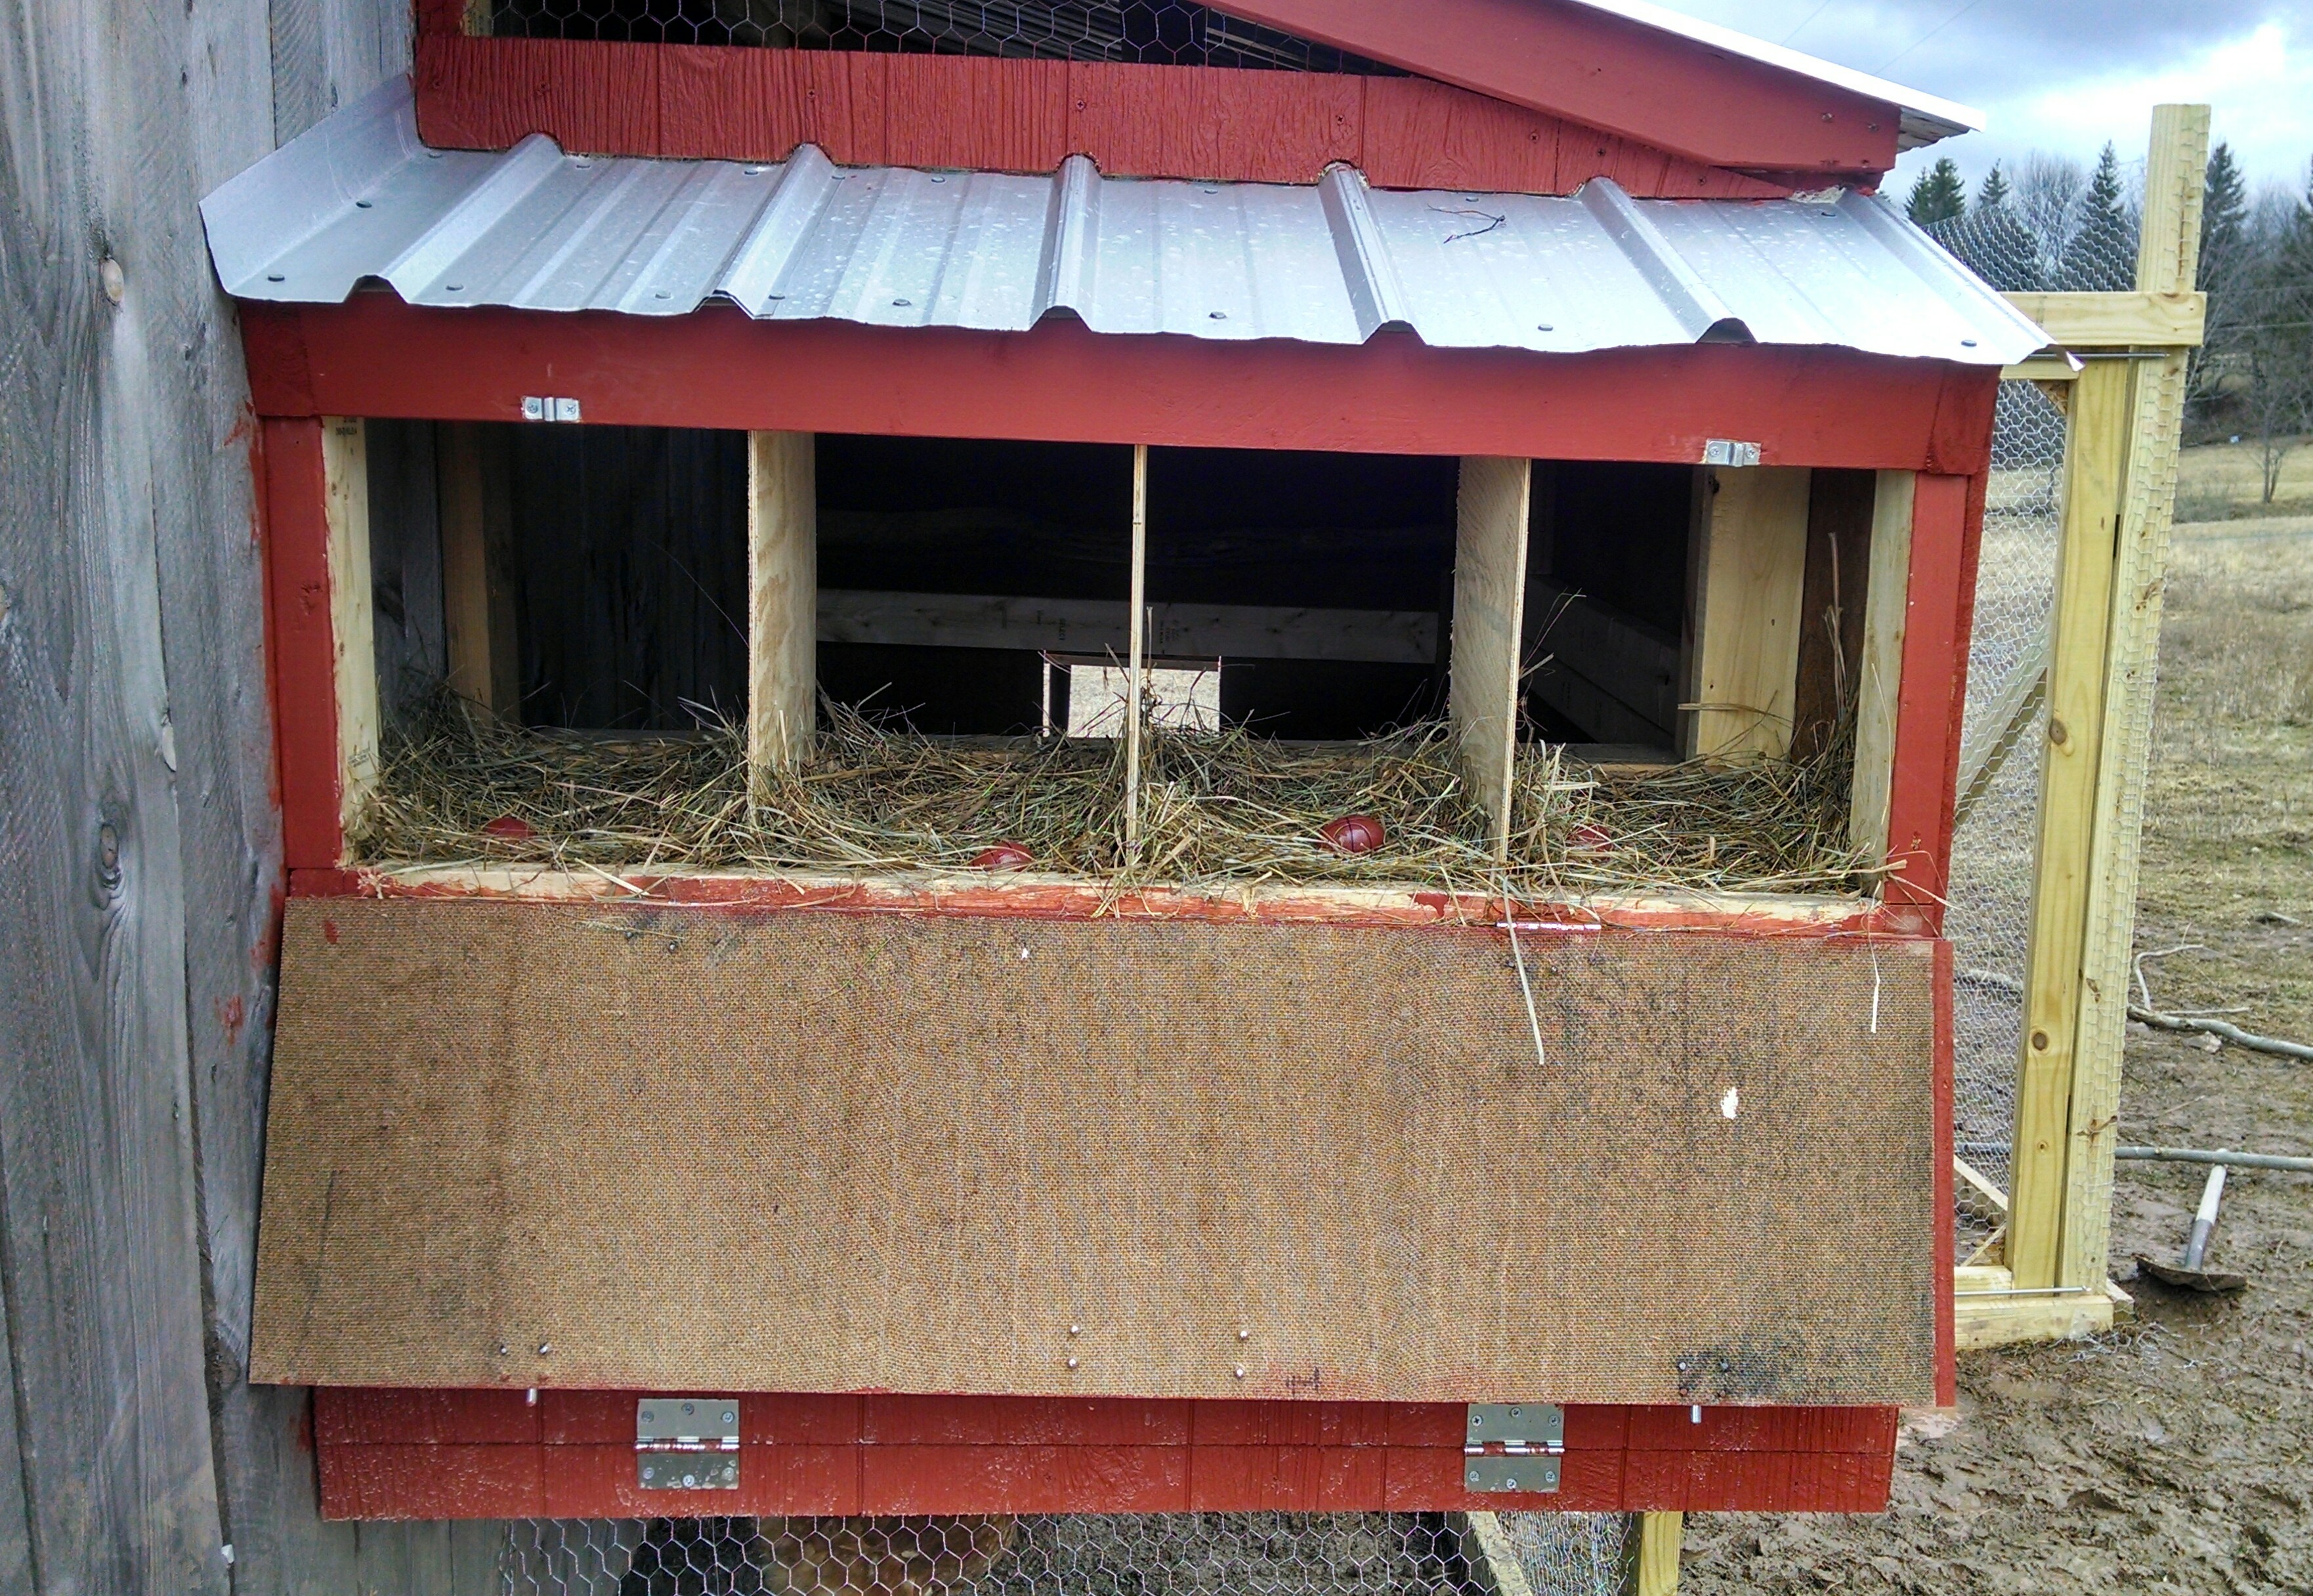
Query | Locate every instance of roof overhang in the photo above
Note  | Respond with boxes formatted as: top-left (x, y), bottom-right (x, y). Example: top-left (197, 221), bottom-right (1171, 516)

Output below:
top-left (202, 79), bottom-right (2044, 369)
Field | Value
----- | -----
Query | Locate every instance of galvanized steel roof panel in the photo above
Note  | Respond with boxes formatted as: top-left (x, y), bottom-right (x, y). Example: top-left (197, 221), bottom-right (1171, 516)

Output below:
top-left (202, 77), bottom-right (2047, 366)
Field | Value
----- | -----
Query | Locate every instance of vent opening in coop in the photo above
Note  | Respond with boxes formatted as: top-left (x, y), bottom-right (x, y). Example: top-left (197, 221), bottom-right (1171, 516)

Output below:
top-left (474, 1), bottom-right (1404, 75)
top-left (346, 419), bottom-right (1899, 897)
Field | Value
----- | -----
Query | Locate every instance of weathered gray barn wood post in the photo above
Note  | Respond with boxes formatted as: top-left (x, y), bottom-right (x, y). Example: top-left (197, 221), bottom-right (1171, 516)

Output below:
top-left (1, 0), bottom-right (498, 1589)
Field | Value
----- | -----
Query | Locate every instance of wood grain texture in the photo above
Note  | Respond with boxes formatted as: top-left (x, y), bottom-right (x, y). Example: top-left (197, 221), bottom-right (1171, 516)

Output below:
top-left (1636, 1511), bottom-right (1684, 1595)
top-left (242, 297), bottom-right (1999, 475)
top-left (1848, 471), bottom-right (1915, 869)
top-left (435, 422), bottom-right (519, 717)
top-left (1452, 457), bottom-right (1531, 856)
top-left (748, 431), bottom-right (817, 774)
top-left (1684, 466), bottom-right (1812, 760)
top-left (1878, 472), bottom-right (1980, 924)
top-left (1789, 468), bottom-right (1875, 763)
top-left (322, 419), bottom-right (379, 845)
top-left (308, 1393), bottom-right (1903, 1517)
top-left (364, 420), bottom-right (448, 724)
top-left (410, 35), bottom-right (1800, 197)
top-left (251, 900), bottom-right (1940, 1403)
top-left (2006, 360), bottom-right (2132, 1289)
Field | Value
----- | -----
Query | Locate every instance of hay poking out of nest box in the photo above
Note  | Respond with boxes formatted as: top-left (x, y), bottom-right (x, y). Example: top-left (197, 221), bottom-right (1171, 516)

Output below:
top-left (354, 690), bottom-right (1880, 897)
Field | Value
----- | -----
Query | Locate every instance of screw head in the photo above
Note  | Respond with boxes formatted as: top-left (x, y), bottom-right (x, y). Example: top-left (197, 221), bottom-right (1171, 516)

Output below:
top-left (536, 1341), bottom-right (551, 1356)
top-left (1066, 1357), bottom-right (1080, 1370)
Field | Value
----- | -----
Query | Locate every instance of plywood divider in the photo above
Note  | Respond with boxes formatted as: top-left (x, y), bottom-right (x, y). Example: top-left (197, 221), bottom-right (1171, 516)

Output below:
top-left (435, 422), bottom-right (519, 716)
top-left (1850, 470), bottom-right (1915, 869)
top-left (748, 431), bottom-right (817, 782)
top-left (1126, 443), bottom-right (1149, 856)
top-left (1451, 457), bottom-right (1531, 859)
top-left (322, 418), bottom-right (379, 850)
top-left (1684, 465), bottom-right (1812, 760)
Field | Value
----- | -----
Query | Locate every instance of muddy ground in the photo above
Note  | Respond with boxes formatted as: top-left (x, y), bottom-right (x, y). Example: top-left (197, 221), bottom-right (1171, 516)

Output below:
top-left (1682, 464), bottom-right (2313, 1593)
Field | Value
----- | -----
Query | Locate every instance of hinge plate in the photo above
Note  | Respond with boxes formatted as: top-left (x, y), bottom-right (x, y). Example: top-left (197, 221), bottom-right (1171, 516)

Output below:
top-left (636, 1397), bottom-right (740, 1490)
top-left (1464, 1403), bottom-right (1563, 1449)
top-left (1463, 1455), bottom-right (1562, 1494)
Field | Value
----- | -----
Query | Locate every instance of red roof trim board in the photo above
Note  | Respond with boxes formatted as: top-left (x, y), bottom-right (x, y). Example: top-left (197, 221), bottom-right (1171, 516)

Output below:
top-left (411, 35), bottom-right (1793, 196)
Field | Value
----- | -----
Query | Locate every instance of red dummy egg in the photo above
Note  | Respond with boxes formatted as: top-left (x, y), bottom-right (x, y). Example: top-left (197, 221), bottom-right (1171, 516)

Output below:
top-left (481, 814), bottom-right (534, 842)
top-left (1319, 814), bottom-right (1387, 855)
top-left (971, 844), bottom-right (1036, 871)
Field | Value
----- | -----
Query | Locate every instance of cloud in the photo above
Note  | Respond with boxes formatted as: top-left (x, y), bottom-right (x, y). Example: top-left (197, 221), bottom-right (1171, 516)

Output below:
top-left (1644, 1), bottom-right (2313, 192)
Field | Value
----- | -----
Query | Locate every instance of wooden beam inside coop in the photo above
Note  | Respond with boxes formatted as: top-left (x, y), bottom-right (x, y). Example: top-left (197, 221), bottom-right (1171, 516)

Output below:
top-left (1125, 443), bottom-right (1149, 856)
top-left (1849, 471), bottom-right (1916, 873)
top-left (815, 591), bottom-right (1437, 665)
top-left (748, 430), bottom-right (817, 779)
top-left (435, 422), bottom-right (519, 717)
top-left (1523, 575), bottom-right (1680, 749)
top-left (322, 417), bottom-right (379, 849)
top-left (1682, 464), bottom-right (1812, 761)
top-left (1451, 457), bottom-right (1533, 860)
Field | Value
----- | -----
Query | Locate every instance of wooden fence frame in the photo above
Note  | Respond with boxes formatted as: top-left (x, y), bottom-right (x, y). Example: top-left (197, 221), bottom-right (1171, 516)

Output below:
top-left (1955, 104), bottom-right (2210, 1349)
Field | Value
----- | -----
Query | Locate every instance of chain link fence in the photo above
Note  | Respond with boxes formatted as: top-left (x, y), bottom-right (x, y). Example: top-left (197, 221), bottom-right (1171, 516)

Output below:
top-left (500, 1512), bottom-right (1632, 1596)
top-left (483, 1), bottom-right (1399, 71)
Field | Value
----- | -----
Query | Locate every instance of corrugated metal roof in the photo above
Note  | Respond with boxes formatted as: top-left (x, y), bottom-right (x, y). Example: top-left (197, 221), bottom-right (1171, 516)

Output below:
top-left (201, 78), bottom-right (2045, 366)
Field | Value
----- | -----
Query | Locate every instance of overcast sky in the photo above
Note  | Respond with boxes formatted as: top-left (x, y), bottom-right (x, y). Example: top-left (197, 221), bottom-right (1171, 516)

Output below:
top-left (1648, 0), bottom-right (2313, 199)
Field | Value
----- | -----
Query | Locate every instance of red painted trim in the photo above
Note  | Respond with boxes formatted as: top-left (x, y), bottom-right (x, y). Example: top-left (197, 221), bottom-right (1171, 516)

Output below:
top-left (260, 418), bottom-right (346, 871)
top-left (310, 1391), bottom-right (1898, 1517)
top-left (287, 864), bottom-right (1943, 946)
top-left (1933, 936), bottom-right (1957, 1408)
top-left (1209, 0), bottom-right (1900, 174)
top-left (410, 35), bottom-right (1794, 198)
top-left (1882, 472), bottom-right (1980, 925)
top-left (240, 299), bottom-right (1997, 475)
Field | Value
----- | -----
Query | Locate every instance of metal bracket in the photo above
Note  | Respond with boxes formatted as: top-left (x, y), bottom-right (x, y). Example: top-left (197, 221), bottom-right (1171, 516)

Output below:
top-left (1462, 1403), bottom-right (1563, 1494)
top-left (635, 1397), bottom-right (740, 1491)
top-left (1701, 438), bottom-right (1762, 467)
top-left (521, 396), bottom-right (584, 423)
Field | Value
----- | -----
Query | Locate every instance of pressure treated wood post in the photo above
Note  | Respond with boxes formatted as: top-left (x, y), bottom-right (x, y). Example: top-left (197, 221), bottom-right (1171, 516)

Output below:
top-left (436, 422), bottom-right (520, 717)
top-left (1636, 1511), bottom-right (1683, 1596)
top-left (2058, 105), bottom-right (2212, 1290)
top-left (322, 417), bottom-right (379, 847)
top-left (1452, 456), bottom-right (1531, 860)
top-left (748, 431), bottom-right (817, 784)
top-left (2007, 106), bottom-right (2208, 1291)
top-left (1684, 465), bottom-right (1812, 760)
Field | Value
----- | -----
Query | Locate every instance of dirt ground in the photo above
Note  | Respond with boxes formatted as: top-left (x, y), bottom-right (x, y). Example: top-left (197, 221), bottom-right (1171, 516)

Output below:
top-left (1681, 453), bottom-right (2313, 1593)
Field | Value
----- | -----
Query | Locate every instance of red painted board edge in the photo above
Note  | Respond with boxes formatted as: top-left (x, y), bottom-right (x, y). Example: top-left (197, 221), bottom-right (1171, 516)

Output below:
top-left (1882, 472), bottom-right (1980, 926)
top-left (238, 299), bottom-right (1996, 476)
top-left (260, 417), bottom-right (345, 871)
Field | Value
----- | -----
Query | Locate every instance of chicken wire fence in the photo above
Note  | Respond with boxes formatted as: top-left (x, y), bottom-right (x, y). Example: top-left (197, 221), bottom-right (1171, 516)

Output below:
top-left (482, 1), bottom-right (1401, 71)
top-left (1944, 378), bottom-right (2071, 1253)
top-left (500, 1511), bottom-right (1635, 1596)
top-left (1924, 159), bottom-right (2143, 295)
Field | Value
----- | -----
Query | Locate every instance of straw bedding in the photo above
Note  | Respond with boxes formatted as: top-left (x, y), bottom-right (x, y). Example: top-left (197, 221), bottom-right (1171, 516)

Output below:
top-left (354, 692), bottom-right (1878, 897)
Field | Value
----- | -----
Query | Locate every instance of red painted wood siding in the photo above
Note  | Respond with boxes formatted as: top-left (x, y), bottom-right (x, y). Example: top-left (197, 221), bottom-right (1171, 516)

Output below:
top-left (259, 417), bottom-right (346, 872)
top-left (411, 35), bottom-right (1793, 198)
top-left (1882, 471), bottom-right (1985, 927)
top-left (1210, 0), bottom-right (1903, 175)
top-left (312, 1390), bottom-right (1901, 1517)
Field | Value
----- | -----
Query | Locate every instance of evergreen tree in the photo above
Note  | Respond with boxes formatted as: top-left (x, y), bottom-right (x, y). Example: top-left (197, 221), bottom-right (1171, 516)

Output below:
top-left (2188, 142), bottom-right (2254, 421)
top-left (2059, 142), bottom-right (2134, 290)
top-left (2199, 141), bottom-right (2247, 287)
top-left (1976, 163), bottom-right (2010, 210)
top-left (1906, 156), bottom-right (1966, 226)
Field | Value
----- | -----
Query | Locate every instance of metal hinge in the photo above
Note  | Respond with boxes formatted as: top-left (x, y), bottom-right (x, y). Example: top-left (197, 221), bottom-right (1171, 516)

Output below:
top-left (521, 396), bottom-right (583, 423)
top-left (1462, 1403), bottom-right (1563, 1494)
top-left (635, 1397), bottom-right (740, 1491)
top-left (1701, 438), bottom-right (1762, 467)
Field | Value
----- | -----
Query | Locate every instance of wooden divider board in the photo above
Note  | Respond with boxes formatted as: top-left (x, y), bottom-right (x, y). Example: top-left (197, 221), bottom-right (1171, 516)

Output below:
top-left (250, 898), bottom-right (1941, 1404)
top-left (1684, 465), bottom-right (1812, 761)
top-left (436, 421), bottom-right (519, 716)
top-left (1452, 457), bottom-right (1531, 858)
top-left (1849, 471), bottom-right (1915, 868)
top-left (322, 417), bottom-right (379, 845)
top-left (748, 430), bottom-right (817, 777)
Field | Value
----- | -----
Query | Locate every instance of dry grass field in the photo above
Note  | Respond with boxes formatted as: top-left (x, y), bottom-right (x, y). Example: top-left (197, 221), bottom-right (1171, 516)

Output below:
top-left (1679, 444), bottom-right (2313, 1594)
